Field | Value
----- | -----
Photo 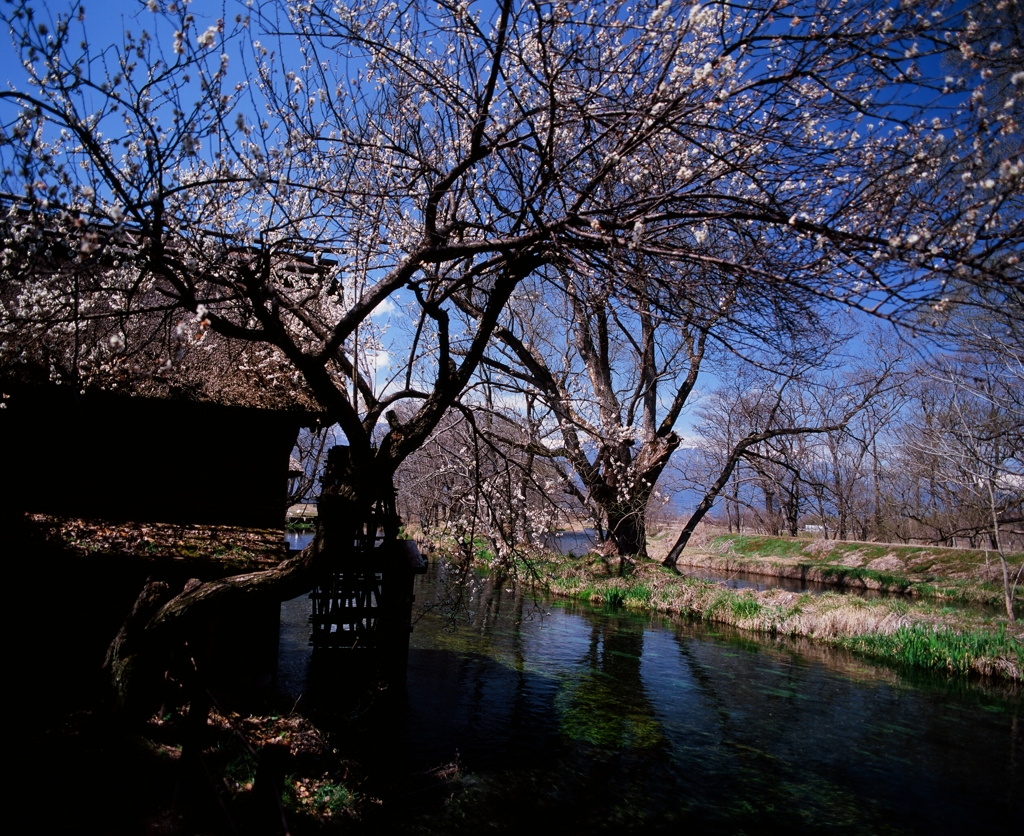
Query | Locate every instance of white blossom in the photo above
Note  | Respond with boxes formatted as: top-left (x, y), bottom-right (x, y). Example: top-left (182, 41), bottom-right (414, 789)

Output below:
top-left (197, 25), bottom-right (218, 49)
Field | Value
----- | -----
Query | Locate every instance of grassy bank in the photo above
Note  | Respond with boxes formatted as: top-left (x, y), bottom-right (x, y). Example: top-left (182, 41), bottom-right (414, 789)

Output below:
top-left (651, 532), bottom-right (1023, 607)
top-left (523, 550), bottom-right (1022, 682)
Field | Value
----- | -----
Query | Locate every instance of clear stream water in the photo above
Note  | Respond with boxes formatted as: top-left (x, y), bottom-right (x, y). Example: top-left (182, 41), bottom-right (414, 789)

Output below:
top-left (279, 534), bottom-right (1020, 834)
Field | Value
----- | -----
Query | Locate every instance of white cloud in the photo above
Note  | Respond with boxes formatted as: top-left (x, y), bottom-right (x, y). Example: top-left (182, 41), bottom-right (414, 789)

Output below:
top-left (371, 297), bottom-right (397, 319)
top-left (364, 348), bottom-right (390, 374)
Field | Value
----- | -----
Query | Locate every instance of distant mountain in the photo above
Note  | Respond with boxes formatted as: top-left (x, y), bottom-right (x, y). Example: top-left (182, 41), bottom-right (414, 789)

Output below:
top-left (655, 446), bottom-right (709, 517)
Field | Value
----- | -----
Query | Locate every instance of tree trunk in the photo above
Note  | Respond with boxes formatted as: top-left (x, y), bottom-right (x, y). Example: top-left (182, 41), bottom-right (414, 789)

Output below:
top-left (872, 435), bottom-right (884, 539)
top-left (998, 554), bottom-right (1017, 624)
top-left (986, 481), bottom-right (1018, 623)
top-left (103, 537), bottom-right (325, 717)
top-left (786, 483), bottom-right (800, 537)
top-left (732, 478), bottom-right (741, 534)
top-left (103, 579), bottom-right (174, 718)
top-left (607, 504), bottom-right (648, 563)
top-left (590, 436), bottom-right (679, 562)
top-left (663, 441), bottom-right (751, 567)
top-left (762, 485), bottom-right (779, 536)
top-left (663, 426), bottom-right (831, 567)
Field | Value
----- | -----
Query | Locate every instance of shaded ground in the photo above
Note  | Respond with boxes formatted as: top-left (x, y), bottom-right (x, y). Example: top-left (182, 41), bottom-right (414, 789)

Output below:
top-left (23, 683), bottom-right (374, 835)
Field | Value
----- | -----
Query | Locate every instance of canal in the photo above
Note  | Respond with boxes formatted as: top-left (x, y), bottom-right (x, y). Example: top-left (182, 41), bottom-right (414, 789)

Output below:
top-left (279, 542), bottom-right (1021, 834)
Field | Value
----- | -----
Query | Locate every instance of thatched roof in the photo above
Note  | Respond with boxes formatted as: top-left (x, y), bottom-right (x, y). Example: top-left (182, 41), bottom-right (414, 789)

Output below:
top-left (24, 514), bottom-right (290, 569)
top-left (0, 200), bottom-right (332, 415)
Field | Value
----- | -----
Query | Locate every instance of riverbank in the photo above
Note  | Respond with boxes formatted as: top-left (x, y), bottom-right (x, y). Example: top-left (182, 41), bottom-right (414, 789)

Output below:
top-left (649, 532), bottom-right (1022, 607)
top-left (520, 549), bottom-right (1022, 683)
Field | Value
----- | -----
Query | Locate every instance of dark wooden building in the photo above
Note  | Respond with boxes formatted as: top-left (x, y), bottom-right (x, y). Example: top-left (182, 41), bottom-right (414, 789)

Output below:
top-left (0, 210), bottom-right (416, 708)
top-left (2, 382), bottom-right (311, 530)
top-left (1, 370), bottom-right (323, 711)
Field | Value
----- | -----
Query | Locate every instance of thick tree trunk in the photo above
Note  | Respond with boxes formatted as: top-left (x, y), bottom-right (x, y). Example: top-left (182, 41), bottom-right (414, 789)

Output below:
top-left (145, 534), bottom-right (325, 637)
top-left (103, 537), bottom-right (325, 717)
top-left (592, 436), bottom-right (678, 562)
top-left (103, 579), bottom-right (174, 717)
top-left (786, 489), bottom-right (800, 537)
top-left (606, 504), bottom-right (648, 562)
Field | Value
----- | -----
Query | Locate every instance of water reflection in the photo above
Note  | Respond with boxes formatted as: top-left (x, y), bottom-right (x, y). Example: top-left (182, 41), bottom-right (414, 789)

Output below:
top-left (542, 528), bottom-right (598, 556)
top-left (555, 617), bottom-right (662, 750)
top-left (681, 566), bottom-right (890, 597)
top-left (278, 562), bottom-right (1020, 833)
top-left (285, 529), bottom-right (315, 552)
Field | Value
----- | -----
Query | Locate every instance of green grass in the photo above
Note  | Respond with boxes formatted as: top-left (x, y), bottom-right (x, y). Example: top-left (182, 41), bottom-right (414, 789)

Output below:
top-left (730, 596), bottom-right (764, 620)
top-left (583, 582), bottom-right (654, 609)
top-left (283, 776), bottom-right (359, 818)
top-left (699, 533), bottom-right (1022, 608)
top-left (813, 564), bottom-right (912, 591)
top-left (223, 749), bottom-right (257, 787)
top-left (317, 783), bottom-right (355, 815)
top-left (704, 590), bottom-right (732, 618)
top-left (713, 533), bottom-right (1024, 571)
top-left (838, 625), bottom-right (1023, 677)
top-left (718, 535), bottom-right (810, 559)
top-left (623, 583), bottom-right (652, 607)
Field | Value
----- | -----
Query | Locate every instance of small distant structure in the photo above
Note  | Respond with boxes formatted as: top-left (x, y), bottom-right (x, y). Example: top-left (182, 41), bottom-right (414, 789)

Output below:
top-left (287, 503), bottom-right (319, 528)
top-left (288, 455), bottom-right (305, 498)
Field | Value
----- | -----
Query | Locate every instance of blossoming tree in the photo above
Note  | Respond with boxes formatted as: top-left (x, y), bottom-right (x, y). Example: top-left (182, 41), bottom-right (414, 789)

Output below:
top-left (1, 0), bottom-right (1020, 639)
top-left (446, 0), bottom-right (1022, 560)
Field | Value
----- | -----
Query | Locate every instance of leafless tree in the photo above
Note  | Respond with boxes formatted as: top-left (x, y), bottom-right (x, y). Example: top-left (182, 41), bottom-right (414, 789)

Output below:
top-left (892, 299), bottom-right (1024, 619)
top-left (396, 396), bottom-right (578, 558)
top-left (442, 0), bottom-right (1023, 560)
top-left (287, 425), bottom-right (342, 507)
top-left (668, 345), bottom-right (902, 564)
top-left (793, 332), bottom-right (910, 541)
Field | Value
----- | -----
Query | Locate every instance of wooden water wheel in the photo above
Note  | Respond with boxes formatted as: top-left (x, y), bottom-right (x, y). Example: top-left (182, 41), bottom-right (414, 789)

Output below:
top-left (309, 446), bottom-right (426, 676)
